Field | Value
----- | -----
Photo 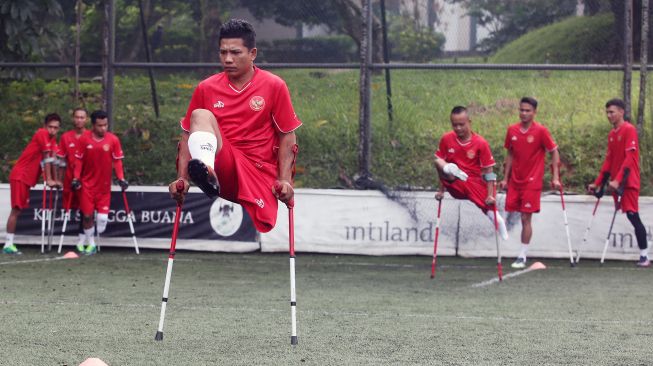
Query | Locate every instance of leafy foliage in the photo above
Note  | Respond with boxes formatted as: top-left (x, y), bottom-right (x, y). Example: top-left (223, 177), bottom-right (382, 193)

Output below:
top-left (387, 14), bottom-right (445, 62)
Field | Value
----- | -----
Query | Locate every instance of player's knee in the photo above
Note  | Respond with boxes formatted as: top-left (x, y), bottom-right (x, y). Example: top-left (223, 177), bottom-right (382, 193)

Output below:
top-left (96, 213), bottom-right (109, 234)
top-left (190, 109), bottom-right (215, 124)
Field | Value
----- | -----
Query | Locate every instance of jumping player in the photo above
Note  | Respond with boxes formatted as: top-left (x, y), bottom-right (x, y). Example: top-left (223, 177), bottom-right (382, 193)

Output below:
top-left (169, 19), bottom-right (301, 233)
top-left (3, 113), bottom-right (61, 255)
top-left (434, 106), bottom-right (509, 240)
top-left (499, 97), bottom-right (560, 269)
top-left (72, 110), bottom-right (128, 255)
top-left (57, 108), bottom-right (88, 252)
top-left (588, 99), bottom-right (649, 268)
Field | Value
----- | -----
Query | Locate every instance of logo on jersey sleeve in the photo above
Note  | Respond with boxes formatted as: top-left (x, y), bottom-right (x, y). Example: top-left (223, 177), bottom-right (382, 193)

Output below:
top-left (466, 150), bottom-right (476, 159)
top-left (447, 148), bottom-right (455, 153)
top-left (249, 96), bottom-right (265, 111)
top-left (213, 100), bottom-right (224, 108)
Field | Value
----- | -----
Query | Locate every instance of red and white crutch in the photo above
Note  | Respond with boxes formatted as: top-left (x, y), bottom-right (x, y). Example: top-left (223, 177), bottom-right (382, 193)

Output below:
top-left (492, 184), bottom-right (503, 281)
top-left (275, 181), bottom-right (298, 346)
top-left (155, 180), bottom-right (185, 341)
top-left (430, 197), bottom-right (443, 279)
top-left (558, 185), bottom-right (576, 267)
top-left (121, 190), bottom-right (140, 254)
top-left (577, 172), bottom-right (610, 264)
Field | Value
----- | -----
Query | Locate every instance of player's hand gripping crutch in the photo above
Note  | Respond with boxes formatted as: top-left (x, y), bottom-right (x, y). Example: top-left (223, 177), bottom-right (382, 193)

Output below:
top-left (576, 172), bottom-right (610, 264)
top-left (155, 180), bottom-right (186, 341)
top-left (120, 182), bottom-right (140, 254)
top-left (492, 183), bottom-right (503, 281)
top-left (430, 194), bottom-right (443, 279)
top-left (274, 181), bottom-right (299, 346)
top-left (600, 168), bottom-right (630, 265)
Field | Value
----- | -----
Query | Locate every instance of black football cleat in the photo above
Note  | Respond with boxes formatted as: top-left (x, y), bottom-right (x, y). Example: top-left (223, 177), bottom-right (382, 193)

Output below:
top-left (188, 159), bottom-right (220, 199)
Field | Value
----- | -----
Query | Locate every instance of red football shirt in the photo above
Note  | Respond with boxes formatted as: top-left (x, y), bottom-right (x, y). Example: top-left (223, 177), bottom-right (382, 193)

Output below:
top-left (594, 121), bottom-right (640, 189)
top-left (9, 128), bottom-right (57, 186)
top-left (57, 129), bottom-right (86, 184)
top-left (503, 122), bottom-right (557, 190)
top-left (434, 131), bottom-right (495, 179)
top-left (180, 66), bottom-right (302, 165)
top-left (75, 131), bottom-right (124, 193)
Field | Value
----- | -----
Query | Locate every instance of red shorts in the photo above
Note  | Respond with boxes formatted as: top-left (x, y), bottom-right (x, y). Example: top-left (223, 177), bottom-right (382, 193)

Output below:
top-left (214, 138), bottom-right (279, 233)
top-left (505, 187), bottom-right (541, 213)
top-left (79, 188), bottom-right (111, 216)
top-left (441, 177), bottom-right (489, 211)
top-left (10, 179), bottom-right (31, 209)
top-left (614, 188), bottom-right (639, 213)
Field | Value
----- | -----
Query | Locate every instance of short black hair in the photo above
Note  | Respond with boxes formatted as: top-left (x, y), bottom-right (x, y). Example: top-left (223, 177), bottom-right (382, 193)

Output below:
top-left (451, 106), bottom-right (467, 115)
top-left (606, 98), bottom-right (626, 110)
top-left (72, 107), bottom-right (87, 116)
top-left (44, 113), bottom-right (61, 125)
top-left (90, 110), bottom-right (108, 124)
top-left (219, 19), bottom-right (256, 49)
top-left (520, 97), bottom-right (538, 109)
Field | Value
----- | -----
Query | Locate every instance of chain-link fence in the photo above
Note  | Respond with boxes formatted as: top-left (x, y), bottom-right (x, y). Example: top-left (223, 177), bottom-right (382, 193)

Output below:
top-left (2, 0), bottom-right (652, 193)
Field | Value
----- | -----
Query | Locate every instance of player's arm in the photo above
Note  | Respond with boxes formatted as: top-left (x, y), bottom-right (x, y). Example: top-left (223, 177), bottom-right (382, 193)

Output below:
top-left (499, 150), bottom-right (512, 191)
top-left (482, 166), bottom-right (496, 205)
top-left (549, 148), bottom-right (561, 190)
top-left (42, 151), bottom-right (57, 187)
top-left (274, 131), bottom-right (298, 205)
top-left (610, 149), bottom-right (637, 191)
top-left (169, 131), bottom-right (191, 203)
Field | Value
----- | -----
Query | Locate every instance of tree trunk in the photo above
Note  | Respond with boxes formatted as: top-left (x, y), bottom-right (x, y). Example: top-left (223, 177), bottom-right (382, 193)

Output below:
top-left (199, 0), bottom-right (222, 62)
top-left (102, 0), bottom-right (109, 112)
top-left (334, 0), bottom-right (384, 63)
top-left (74, 0), bottom-right (82, 104)
top-left (637, 0), bottom-right (649, 135)
top-left (623, 0), bottom-right (634, 120)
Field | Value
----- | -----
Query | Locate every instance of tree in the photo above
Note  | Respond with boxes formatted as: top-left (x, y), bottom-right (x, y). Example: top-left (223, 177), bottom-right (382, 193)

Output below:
top-left (0, 0), bottom-right (64, 61)
top-left (449, 0), bottom-right (578, 52)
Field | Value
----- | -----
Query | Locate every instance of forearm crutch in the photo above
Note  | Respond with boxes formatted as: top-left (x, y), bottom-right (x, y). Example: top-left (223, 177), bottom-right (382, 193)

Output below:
top-left (47, 187), bottom-right (60, 252)
top-left (121, 190), bottom-right (140, 254)
top-left (577, 172), bottom-right (610, 264)
top-left (557, 185), bottom-right (576, 267)
top-left (600, 169), bottom-right (630, 265)
top-left (492, 184), bottom-right (503, 281)
top-left (430, 197), bottom-right (443, 279)
top-left (155, 180), bottom-right (186, 341)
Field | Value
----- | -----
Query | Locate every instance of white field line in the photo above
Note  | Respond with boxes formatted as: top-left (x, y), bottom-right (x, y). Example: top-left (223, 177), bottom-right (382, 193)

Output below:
top-left (0, 255), bottom-right (67, 266)
top-left (1, 299), bottom-right (652, 326)
top-left (471, 266), bottom-right (542, 288)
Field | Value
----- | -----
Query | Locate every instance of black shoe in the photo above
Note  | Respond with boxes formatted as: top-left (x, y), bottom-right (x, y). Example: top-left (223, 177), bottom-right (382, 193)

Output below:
top-left (188, 159), bottom-right (220, 199)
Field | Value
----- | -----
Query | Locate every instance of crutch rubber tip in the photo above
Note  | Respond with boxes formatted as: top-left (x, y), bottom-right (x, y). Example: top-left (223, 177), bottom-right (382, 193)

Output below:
top-left (430, 274), bottom-right (435, 279)
top-left (291, 336), bottom-right (298, 346)
top-left (155, 331), bottom-right (163, 341)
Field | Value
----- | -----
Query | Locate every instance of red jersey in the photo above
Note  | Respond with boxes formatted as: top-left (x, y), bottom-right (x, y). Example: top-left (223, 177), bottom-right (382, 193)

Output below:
top-left (594, 121), bottom-right (640, 189)
top-left (435, 131), bottom-right (495, 179)
top-left (9, 128), bottom-right (57, 186)
top-left (57, 129), bottom-right (86, 184)
top-left (181, 66), bottom-right (302, 165)
top-left (503, 122), bottom-right (557, 190)
top-left (75, 131), bottom-right (124, 193)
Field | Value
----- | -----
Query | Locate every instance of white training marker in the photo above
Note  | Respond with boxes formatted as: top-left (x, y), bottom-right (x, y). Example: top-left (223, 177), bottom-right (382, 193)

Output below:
top-left (471, 262), bottom-right (546, 288)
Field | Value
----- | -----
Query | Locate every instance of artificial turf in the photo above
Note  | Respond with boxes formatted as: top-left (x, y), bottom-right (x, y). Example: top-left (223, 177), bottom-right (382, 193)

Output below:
top-left (0, 247), bottom-right (651, 365)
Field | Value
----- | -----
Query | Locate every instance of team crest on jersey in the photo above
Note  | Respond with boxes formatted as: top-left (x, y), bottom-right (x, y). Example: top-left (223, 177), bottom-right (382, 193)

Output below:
top-left (249, 96), bottom-right (265, 111)
top-left (617, 135), bottom-right (622, 141)
top-left (466, 150), bottom-right (476, 159)
top-left (69, 143), bottom-right (75, 147)
top-left (103, 144), bottom-right (110, 152)
top-left (527, 135), bottom-right (534, 143)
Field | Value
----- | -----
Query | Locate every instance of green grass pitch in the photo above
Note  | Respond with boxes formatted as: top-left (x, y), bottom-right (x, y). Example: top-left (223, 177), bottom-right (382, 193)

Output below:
top-left (0, 248), bottom-right (651, 365)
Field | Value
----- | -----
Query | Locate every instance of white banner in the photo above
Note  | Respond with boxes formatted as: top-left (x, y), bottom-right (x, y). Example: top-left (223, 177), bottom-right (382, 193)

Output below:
top-left (262, 189), bottom-right (653, 261)
top-left (2, 185), bottom-right (651, 259)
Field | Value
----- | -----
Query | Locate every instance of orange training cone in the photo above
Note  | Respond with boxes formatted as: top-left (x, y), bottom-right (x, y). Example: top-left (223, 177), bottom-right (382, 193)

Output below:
top-left (79, 358), bottom-right (109, 366)
top-left (529, 261), bottom-right (546, 270)
top-left (63, 251), bottom-right (80, 259)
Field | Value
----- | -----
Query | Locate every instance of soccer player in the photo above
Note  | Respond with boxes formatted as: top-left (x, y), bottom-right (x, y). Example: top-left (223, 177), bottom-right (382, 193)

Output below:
top-left (72, 110), bottom-right (128, 255)
top-left (3, 113), bottom-right (61, 255)
top-left (588, 99), bottom-right (649, 268)
top-left (434, 106), bottom-right (509, 240)
top-left (169, 19), bottom-right (301, 233)
top-left (57, 108), bottom-right (88, 252)
top-left (499, 97), bottom-right (560, 269)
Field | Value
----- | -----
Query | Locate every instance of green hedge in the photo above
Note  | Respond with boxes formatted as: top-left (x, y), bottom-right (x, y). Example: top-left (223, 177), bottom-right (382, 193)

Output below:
top-left (491, 14), bottom-right (617, 64)
top-left (2, 69), bottom-right (652, 194)
top-left (256, 36), bottom-right (357, 63)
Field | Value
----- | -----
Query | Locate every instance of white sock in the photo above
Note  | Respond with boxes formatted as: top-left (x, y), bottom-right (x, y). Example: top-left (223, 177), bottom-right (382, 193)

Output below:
top-left (84, 228), bottom-right (96, 246)
top-left (188, 131), bottom-right (217, 170)
top-left (640, 248), bottom-right (649, 258)
top-left (519, 244), bottom-right (529, 259)
top-left (77, 233), bottom-right (86, 246)
top-left (4, 233), bottom-right (14, 247)
top-left (485, 211), bottom-right (509, 240)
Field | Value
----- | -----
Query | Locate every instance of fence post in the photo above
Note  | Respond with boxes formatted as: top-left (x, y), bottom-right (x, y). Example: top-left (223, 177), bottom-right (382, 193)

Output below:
top-left (623, 0), bottom-right (633, 120)
top-left (637, 0), bottom-right (649, 136)
top-left (358, 0), bottom-right (373, 180)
